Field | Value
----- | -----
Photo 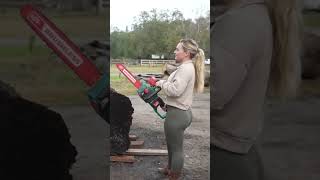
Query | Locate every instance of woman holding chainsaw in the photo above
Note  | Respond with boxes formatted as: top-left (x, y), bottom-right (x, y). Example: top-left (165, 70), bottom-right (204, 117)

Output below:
top-left (211, 0), bottom-right (302, 179)
top-left (152, 39), bottom-right (205, 179)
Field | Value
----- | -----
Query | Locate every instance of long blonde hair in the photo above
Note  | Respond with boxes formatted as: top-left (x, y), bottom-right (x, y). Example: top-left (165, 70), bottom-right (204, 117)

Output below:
top-left (179, 39), bottom-right (205, 93)
top-left (266, 0), bottom-right (303, 98)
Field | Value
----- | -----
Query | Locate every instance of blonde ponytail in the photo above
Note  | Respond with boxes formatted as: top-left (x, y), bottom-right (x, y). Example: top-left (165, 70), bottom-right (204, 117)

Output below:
top-left (193, 48), bottom-right (205, 93)
top-left (179, 39), bottom-right (205, 93)
top-left (266, 0), bottom-right (303, 98)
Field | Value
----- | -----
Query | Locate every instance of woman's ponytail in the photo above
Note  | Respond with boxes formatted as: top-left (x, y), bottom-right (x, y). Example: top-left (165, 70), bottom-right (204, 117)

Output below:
top-left (266, 0), bottom-right (303, 98)
top-left (194, 48), bottom-right (205, 93)
top-left (179, 38), bottom-right (205, 93)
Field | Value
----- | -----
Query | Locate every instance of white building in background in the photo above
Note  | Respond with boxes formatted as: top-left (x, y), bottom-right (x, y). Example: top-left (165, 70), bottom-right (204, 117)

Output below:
top-left (151, 55), bottom-right (160, 59)
top-left (151, 54), bottom-right (165, 59)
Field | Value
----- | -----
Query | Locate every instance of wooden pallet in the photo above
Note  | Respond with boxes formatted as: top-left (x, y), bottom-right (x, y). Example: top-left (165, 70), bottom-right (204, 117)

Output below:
top-left (111, 134), bottom-right (167, 163)
top-left (110, 155), bottom-right (135, 163)
top-left (129, 134), bottom-right (138, 141)
top-left (126, 149), bottom-right (168, 156)
top-left (130, 140), bottom-right (144, 148)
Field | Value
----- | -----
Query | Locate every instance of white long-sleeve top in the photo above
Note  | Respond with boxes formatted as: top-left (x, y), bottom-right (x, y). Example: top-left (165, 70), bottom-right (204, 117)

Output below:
top-left (156, 60), bottom-right (195, 110)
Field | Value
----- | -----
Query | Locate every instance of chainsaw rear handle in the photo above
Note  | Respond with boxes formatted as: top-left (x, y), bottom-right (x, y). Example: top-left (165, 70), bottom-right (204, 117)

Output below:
top-left (144, 82), bottom-right (166, 119)
top-left (150, 97), bottom-right (166, 119)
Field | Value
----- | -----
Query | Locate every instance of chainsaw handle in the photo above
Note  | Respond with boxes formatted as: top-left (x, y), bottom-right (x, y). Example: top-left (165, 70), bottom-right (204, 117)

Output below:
top-left (155, 86), bottom-right (162, 94)
top-left (151, 97), bottom-right (166, 119)
top-left (138, 82), bottom-right (162, 103)
top-left (154, 108), bottom-right (166, 119)
top-left (149, 86), bottom-right (162, 99)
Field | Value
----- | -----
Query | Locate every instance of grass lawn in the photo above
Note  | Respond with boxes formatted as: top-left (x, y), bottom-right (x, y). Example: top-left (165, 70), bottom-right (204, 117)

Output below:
top-left (110, 64), bottom-right (163, 95)
top-left (304, 13), bottom-right (320, 28)
top-left (0, 45), bottom-right (88, 105)
top-left (0, 11), bottom-right (107, 105)
top-left (301, 79), bottom-right (320, 96)
top-left (0, 12), bottom-right (107, 38)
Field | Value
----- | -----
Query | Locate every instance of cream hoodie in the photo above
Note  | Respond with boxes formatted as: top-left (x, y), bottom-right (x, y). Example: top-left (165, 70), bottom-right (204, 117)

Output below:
top-left (156, 60), bottom-right (195, 110)
top-left (212, 0), bottom-right (273, 153)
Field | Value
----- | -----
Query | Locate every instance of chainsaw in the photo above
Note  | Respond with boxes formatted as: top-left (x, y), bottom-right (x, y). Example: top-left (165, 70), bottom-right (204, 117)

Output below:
top-left (20, 4), bottom-right (108, 119)
top-left (116, 64), bottom-right (166, 119)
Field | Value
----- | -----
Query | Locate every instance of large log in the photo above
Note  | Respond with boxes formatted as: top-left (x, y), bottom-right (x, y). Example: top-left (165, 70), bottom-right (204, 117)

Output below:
top-left (85, 86), bottom-right (133, 155)
top-left (302, 31), bottom-right (320, 79)
top-left (109, 89), bottom-right (134, 155)
top-left (82, 40), bottom-right (133, 155)
top-left (0, 80), bottom-right (77, 180)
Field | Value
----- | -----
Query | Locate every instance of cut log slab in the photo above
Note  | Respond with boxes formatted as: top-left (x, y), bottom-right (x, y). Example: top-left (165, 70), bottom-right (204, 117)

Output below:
top-left (129, 134), bottom-right (138, 141)
top-left (111, 155), bottom-right (135, 163)
top-left (129, 140), bottom-right (144, 148)
top-left (163, 62), bottom-right (179, 76)
top-left (126, 149), bottom-right (168, 156)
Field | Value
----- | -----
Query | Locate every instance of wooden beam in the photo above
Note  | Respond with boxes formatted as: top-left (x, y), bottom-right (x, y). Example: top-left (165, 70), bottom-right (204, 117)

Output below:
top-left (129, 134), bottom-right (138, 141)
top-left (126, 149), bottom-right (168, 156)
top-left (111, 155), bottom-right (135, 163)
top-left (130, 140), bottom-right (144, 148)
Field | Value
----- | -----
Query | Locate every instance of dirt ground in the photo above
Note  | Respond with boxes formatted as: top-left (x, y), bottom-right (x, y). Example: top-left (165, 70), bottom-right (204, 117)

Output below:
top-left (50, 93), bottom-right (320, 180)
top-left (50, 93), bottom-right (210, 180)
top-left (110, 93), bottom-right (211, 180)
top-left (261, 95), bottom-right (320, 180)
top-left (51, 106), bottom-right (109, 180)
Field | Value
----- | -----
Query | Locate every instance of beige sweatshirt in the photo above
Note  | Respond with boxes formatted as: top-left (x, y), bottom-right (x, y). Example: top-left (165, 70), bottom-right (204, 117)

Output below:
top-left (212, 0), bottom-right (273, 153)
top-left (156, 60), bottom-right (195, 110)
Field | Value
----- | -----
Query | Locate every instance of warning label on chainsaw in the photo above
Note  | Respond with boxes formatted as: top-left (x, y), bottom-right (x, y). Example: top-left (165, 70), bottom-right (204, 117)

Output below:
top-left (27, 12), bottom-right (83, 67)
top-left (42, 24), bottom-right (83, 67)
top-left (122, 69), bottom-right (137, 84)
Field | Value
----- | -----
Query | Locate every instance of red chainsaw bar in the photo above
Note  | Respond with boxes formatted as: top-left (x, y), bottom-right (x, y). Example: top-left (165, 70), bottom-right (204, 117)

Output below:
top-left (20, 4), bottom-right (101, 87)
top-left (116, 64), bottom-right (141, 89)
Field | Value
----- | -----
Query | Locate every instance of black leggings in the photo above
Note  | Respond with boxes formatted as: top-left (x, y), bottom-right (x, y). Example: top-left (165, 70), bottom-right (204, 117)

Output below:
top-left (211, 145), bottom-right (264, 180)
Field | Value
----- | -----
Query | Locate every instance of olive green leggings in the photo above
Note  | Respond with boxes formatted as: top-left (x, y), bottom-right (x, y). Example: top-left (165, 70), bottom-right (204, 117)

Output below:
top-left (164, 105), bottom-right (192, 172)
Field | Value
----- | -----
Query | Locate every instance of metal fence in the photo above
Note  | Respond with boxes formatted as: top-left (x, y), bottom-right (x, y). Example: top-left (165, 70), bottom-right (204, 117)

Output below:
top-left (111, 59), bottom-right (175, 66)
top-left (140, 59), bottom-right (175, 66)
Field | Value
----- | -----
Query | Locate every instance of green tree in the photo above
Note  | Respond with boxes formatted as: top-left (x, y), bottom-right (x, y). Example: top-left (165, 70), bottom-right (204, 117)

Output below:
top-left (110, 9), bottom-right (210, 59)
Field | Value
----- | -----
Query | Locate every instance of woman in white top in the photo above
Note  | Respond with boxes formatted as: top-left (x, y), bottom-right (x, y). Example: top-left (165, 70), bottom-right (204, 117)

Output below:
top-left (212, 0), bottom-right (302, 179)
top-left (155, 39), bottom-right (205, 179)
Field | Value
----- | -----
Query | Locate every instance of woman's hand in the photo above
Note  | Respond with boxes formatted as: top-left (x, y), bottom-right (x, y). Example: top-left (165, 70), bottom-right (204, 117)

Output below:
top-left (155, 80), bottom-right (166, 88)
top-left (147, 76), bottom-right (158, 86)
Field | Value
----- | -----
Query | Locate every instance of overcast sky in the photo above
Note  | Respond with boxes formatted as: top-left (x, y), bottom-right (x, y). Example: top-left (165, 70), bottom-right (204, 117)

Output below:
top-left (110, 0), bottom-right (210, 31)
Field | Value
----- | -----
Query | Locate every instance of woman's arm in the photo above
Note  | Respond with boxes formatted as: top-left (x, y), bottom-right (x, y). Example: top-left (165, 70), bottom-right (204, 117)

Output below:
top-left (212, 43), bottom-right (249, 110)
top-left (156, 67), bottom-right (190, 97)
top-left (212, 9), bottom-right (260, 110)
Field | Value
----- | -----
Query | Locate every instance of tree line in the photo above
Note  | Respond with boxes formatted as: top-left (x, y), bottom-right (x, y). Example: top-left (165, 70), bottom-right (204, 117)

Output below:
top-left (110, 9), bottom-right (210, 60)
